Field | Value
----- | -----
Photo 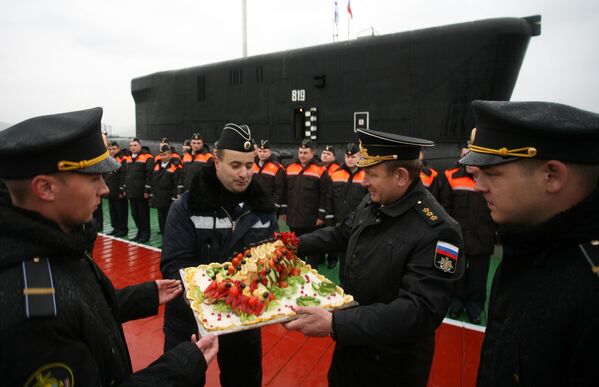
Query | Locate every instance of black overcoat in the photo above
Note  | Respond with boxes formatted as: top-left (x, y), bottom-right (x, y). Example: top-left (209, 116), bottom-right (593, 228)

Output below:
top-left (300, 181), bottom-right (464, 386)
top-left (0, 192), bottom-right (206, 386)
top-left (477, 186), bottom-right (599, 386)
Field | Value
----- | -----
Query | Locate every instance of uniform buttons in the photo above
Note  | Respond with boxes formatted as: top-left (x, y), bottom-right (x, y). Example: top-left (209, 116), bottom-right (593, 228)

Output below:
top-left (512, 373), bottom-right (520, 384)
top-left (111, 346), bottom-right (116, 354)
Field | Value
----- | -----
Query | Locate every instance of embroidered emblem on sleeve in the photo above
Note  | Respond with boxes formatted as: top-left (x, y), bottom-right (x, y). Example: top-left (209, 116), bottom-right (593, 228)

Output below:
top-left (434, 241), bottom-right (459, 274)
top-left (24, 363), bottom-right (74, 387)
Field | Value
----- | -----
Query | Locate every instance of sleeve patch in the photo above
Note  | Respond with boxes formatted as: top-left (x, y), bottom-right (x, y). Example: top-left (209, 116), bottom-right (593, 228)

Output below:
top-left (433, 241), bottom-right (459, 273)
top-left (25, 362), bottom-right (74, 387)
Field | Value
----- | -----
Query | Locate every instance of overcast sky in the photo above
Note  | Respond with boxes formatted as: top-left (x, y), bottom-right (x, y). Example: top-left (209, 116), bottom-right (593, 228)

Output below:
top-left (1, 0), bottom-right (598, 135)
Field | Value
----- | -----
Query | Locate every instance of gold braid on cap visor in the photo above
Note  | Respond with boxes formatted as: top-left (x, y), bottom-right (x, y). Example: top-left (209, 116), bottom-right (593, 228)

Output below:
top-left (357, 143), bottom-right (398, 166)
top-left (57, 150), bottom-right (110, 171)
top-left (467, 144), bottom-right (537, 158)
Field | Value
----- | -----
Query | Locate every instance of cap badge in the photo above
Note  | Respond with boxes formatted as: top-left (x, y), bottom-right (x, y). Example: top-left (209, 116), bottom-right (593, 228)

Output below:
top-left (244, 141), bottom-right (251, 150)
top-left (357, 142), bottom-right (398, 167)
top-left (469, 128), bottom-right (477, 145)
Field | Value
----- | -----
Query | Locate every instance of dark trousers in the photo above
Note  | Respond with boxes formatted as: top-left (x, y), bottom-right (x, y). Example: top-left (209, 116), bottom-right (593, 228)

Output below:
top-left (290, 226), bottom-right (325, 266)
top-left (129, 197), bottom-right (150, 237)
top-left (157, 204), bottom-right (171, 235)
top-left (164, 297), bottom-right (262, 387)
top-left (329, 336), bottom-right (434, 387)
top-left (108, 197), bottom-right (128, 233)
top-left (451, 254), bottom-right (490, 319)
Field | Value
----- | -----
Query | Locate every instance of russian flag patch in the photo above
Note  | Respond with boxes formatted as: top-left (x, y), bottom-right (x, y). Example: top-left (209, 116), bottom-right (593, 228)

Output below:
top-left (434, 241), bottom-right (459, 273)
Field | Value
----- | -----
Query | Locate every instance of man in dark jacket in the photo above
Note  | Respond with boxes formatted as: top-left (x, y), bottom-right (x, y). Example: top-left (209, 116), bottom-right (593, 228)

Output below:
top-left (460, 100), bottom-right (599, 386)
top-left (285, 128), bottom-right (464, 386)
top-left (439, 147), bottom-right (496, 324)
top-left (105, 141), bottom-right (129, 237)
top-left (283, 139), bottom-right (331, 266)
top-left (181, 133), bottom-right (214, 193)
top-left (150, 145), bottom-right (182, 237)
top-left (122, 138), bottom-right (154, 243)
top-left (326, 143), bottom-right (367, 274)
top-left (252, 139), bottom-right (286, 214)
top-left (161, 123), bottom-right (278, 387)
top-left (0, 108), bottom-right (217, 386)
top-left (321, 144), bottom-right (341, 176)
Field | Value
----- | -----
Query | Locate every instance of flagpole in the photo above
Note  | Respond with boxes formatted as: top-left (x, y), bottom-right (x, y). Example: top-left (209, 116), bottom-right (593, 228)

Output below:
top-left (347, 14), bottom-right (350, 40)
top-left (242, 0), bottom-right (247, 57)
top-left (333, 0), bottom-right (339, 42)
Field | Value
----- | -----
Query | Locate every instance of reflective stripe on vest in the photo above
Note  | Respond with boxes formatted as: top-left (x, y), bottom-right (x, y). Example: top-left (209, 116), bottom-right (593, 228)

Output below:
top-left (331, 168), bottom-right (364, 184)
top-left (128, 153), bottom-right (153, 164)
top-left (286, 163), bottom-right (325, 178)
top-left (420, 168), bottom-right (438, 188)
top-left (194, 153), bottom-right (213, 163)
top-left (153, 163), bottom-right (178, 173)
top-left (254, 162), bottom-right (280, 177)
top-left (327, 163), bottom-right (340, 175)
top-left (444, 168), bottom-right (475, 191)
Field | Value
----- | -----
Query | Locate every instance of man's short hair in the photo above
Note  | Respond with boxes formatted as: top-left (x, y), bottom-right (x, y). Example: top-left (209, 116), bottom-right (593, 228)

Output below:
top-left (382, 159), bottom-right (423, 181)
top-left (109, 141), bottom-right (119, 148)
top-left (130, 138), bottom-right (141, 144)
top-left (3, 178), bottom-right (32, 205)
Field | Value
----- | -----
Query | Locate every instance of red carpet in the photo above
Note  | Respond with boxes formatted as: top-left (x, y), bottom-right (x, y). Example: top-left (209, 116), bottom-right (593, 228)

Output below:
top-left (93, 234), bottom-right (484, 386)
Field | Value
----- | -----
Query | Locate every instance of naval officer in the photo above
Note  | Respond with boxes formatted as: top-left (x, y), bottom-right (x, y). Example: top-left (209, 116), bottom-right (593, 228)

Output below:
top-left (0, 107), bottom-right (217, 386)
top-left (285, 128), bottom-right (464, 386)
top-left (460, 100), bottom-right (599, 386)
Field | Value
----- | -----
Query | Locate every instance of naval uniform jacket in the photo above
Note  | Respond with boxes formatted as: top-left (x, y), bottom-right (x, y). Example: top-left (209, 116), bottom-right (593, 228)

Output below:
top-left (0, 193), bottom-right (206, 386)
top-left (160, 164), bottom-right (278, 336)
top-left (149, 159), bottom-right (181, 209)
top-left (299, 180), bottom-right (464, 386)
top-left (252, 156), bottom-right (286, 213)
top-left (181, 150), bottom-right (214, 193)
top-left (439, 166), bottom-right (496, 256)
top-left (104, 151), bottom-right (128, 199)
top-left (283, 159), bottom-right (331, 228)
top-left (123, 149), bottom-right (154, 199)
top-left (328, 164), bottom-right (368, 225)
top-left (477, 185), bottom-right (599, 386)
top-left (419, 165), bottom-right (441, 200)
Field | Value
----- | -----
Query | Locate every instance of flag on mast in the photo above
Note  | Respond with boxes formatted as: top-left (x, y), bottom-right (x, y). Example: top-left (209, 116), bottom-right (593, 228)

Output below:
top-left (334, 0), bottom-right (339, 25)
top-left (347, 0), bottom-right (353, 18)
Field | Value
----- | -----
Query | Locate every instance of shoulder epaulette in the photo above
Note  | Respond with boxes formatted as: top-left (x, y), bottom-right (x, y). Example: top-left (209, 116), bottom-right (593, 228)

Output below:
top-left (22, 256), bottom-right (57, 318)
top-left (579, 240), bottom-right (599, 280)
top-left (414, 199), bottom-right (444, 226)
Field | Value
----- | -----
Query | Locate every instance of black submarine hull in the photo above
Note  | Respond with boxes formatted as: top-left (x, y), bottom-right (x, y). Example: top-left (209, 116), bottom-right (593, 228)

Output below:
top-left (131, 15), bottom-right (540, 167)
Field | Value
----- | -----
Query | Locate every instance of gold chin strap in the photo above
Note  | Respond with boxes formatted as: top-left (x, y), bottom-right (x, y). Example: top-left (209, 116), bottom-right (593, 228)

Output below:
top-left (468, 144), bottom-right (538, 158)
top-left (57, 150), bottom-right (109, 171)
top-left (358, 143), bottom-right (398, 166)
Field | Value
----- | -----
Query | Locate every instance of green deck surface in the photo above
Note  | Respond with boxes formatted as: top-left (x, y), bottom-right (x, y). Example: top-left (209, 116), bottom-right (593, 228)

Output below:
top-left (98, 199), bottom-right (500, 325)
